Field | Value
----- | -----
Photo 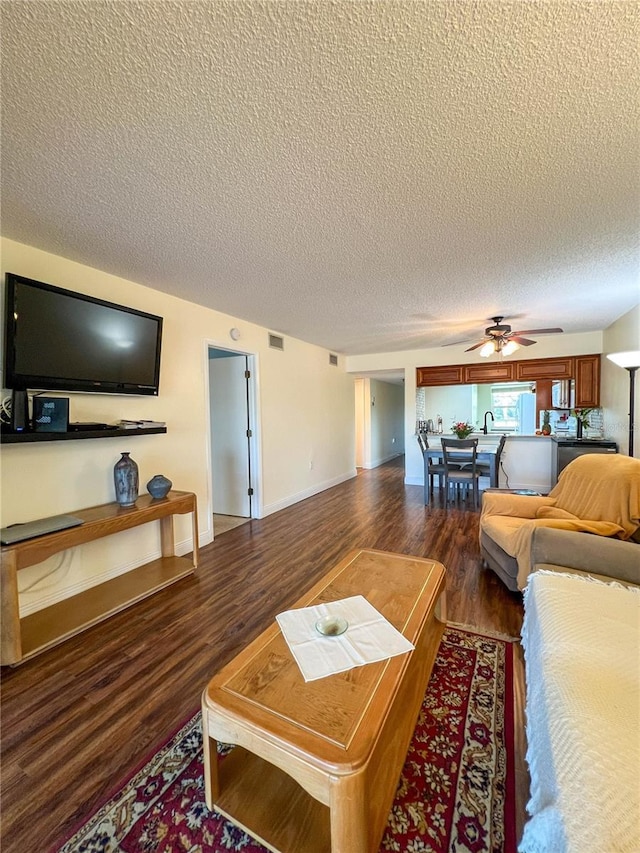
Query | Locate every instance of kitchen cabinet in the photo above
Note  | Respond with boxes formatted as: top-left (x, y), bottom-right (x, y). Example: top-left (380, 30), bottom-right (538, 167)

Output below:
top-left (515, 357), bottom-right (574, 381)
top-left (463, 363), bottom-right (515, 383)
top-left (416, 354), bottom-right (601, 407)
top-left (536, 379), bottom-right (553, 412)
top-left (551, 379), bottom-right (573, 409)
top-left (416, 365), bottom-right (464, 386)
top-left (574, 355), bottom-right (600, 407)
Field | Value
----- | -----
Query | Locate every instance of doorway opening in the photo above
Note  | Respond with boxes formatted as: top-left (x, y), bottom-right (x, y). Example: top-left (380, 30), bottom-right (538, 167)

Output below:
top-left (354, 372), bottom-right (405, 470)
top-left (212, 513), bottom-right (250, 536)
top-left (207, 346), bottom-right (259, 537)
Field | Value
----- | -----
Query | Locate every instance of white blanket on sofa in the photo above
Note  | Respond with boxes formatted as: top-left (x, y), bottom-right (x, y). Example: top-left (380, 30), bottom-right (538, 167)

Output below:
top-left (520, 571), bottom-right (640, 853)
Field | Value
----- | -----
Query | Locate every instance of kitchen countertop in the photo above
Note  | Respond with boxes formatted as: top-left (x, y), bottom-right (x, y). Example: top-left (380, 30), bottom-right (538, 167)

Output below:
top-left (423, 432), bottom-right (545, 440)
top-left (421, 432), bottom-right (607, 441)
top-left (413, 432), bottom-right (557, 493)
top-left (551, 436), bottom-right (614, 444)
top-left (486, 433), bottom-right (608, 441)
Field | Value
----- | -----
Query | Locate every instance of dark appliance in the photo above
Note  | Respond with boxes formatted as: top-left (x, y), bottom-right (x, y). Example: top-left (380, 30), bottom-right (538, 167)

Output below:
top-left (4, 274), bottom-right (163, 415)
top-left (551, 437), bottom-right (618, 484)
top-left (32, 396), bottom-right (70, 432)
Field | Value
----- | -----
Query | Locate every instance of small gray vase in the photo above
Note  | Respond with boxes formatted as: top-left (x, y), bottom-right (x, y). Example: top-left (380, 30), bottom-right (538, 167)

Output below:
top-left (146, 474), bottom-right (172, 500)
top-left (114, 452), bottom-right (139, 507)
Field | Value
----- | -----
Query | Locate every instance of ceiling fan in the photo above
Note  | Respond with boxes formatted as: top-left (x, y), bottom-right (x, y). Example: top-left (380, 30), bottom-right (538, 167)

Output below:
top-left (464, 317), bottom-right (564, 356)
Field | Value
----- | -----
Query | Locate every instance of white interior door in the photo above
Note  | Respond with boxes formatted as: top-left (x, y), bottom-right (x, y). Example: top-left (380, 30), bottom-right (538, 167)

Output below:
top-left (209, 351), bottom-right (251, 517)
top-left (355, 378), bottom-right (365, 468)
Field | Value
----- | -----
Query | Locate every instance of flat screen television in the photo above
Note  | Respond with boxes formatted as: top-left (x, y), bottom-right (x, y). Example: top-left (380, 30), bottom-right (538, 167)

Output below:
top-left (3, 273), bottom-right (163, 396)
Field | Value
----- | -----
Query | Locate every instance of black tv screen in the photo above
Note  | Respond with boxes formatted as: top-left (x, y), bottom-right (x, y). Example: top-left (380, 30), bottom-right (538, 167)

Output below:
top-left (4, 273), bottom-right (163, 395)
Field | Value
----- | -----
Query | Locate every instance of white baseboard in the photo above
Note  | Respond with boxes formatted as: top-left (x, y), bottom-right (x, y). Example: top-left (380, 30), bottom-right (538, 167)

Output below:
top-left (362, 452), bottom-right (401, 470)
top-left (262, 469), bottom-right (357, 517)
top-left (405, 475), bottom-right (422, 486)
top-left (405, 476), bottom-right (551, 494)
top-left (501, 480), bottom-right (553, 493)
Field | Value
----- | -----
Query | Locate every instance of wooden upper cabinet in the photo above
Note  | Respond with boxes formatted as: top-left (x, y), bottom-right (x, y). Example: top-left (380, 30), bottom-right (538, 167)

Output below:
top-left (463, 362), bottom-right (515, 383)
top-left (536, 378), bottom-right (553, 411)
top-left (515, 357), bottom-right (574, 381)
top-left (574, 354), bottom-right (601, 407)
top-left (416, 365), bottom-right (464, 386)
top-left (416, 353), bottom-right (602, 406)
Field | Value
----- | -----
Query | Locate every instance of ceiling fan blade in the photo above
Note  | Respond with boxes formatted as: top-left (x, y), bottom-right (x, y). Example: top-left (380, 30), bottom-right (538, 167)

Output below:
top-left (510, 336), bottom-right (537, 346)
top-left (441, 338), bottom-right (477, 347)
top-left (512, 327), bottom-right (563, 336)
top-left (464, 340), bottom-right (488, 352)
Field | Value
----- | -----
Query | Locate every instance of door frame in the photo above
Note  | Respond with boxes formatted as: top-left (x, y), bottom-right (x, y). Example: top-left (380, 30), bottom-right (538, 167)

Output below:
top-left (203, 339), bottom-right (262, 537)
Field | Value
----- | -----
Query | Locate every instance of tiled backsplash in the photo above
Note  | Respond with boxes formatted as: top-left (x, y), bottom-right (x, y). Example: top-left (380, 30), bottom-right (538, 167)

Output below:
top-left (543, 408), bottom-right (604, 437)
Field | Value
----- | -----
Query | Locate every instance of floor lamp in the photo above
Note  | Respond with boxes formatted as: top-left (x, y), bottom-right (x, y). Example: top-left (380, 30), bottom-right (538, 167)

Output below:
top-left (607, 351), bottom-right (640, 457)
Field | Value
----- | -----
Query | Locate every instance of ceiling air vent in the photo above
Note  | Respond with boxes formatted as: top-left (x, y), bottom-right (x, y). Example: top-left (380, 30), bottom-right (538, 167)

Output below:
top-left (329, 354), bottom-right (338, 366)
top-left (268, 333), bottom-right (284, 350)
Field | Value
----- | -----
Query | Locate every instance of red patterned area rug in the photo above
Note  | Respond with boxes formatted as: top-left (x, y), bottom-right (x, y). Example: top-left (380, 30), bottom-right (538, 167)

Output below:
top-left (54, 627), bottom-right (516, 853)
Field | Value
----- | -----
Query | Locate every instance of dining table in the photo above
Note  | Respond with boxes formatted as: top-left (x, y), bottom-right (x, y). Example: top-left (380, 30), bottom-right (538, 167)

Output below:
top-left (420, 440), bottom-right (500, 505)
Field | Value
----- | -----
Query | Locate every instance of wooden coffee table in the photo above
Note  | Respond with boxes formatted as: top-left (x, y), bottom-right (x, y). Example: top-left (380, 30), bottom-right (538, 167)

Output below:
top-left (201, 548), bottom-right (446, 853)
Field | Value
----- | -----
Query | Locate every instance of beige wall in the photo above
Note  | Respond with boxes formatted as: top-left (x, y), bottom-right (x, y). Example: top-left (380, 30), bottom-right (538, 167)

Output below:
top-left (602, 304), bottom-right (640, 457)
top-left (1, 238), bottom-right (356, 614)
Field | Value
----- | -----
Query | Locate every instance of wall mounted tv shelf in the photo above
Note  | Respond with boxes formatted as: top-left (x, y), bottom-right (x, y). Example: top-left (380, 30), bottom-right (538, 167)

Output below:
top-left (1, 426), bottom-right (167, 443)
top-left (0, 490), bottom-right (198, 665)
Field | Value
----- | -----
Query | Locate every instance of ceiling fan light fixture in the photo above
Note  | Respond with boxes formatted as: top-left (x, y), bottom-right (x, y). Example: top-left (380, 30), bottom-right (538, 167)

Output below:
top-left (502, 340), bottom-right (520, 356)
top-left (461, 315), bottom-right (562, 357)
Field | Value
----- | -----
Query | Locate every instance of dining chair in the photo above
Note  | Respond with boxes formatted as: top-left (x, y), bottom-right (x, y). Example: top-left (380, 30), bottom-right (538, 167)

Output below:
top-left (476, 433), bottom-right (507, 484)
top-left (416, 432), bottom-right (447, 501)
top-left (441, 437), bottom-right (480, 508)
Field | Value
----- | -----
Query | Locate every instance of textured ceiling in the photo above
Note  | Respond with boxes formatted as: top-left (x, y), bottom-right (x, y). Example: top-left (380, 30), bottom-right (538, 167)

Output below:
top-left (2, 1), bottom-right (639, 355)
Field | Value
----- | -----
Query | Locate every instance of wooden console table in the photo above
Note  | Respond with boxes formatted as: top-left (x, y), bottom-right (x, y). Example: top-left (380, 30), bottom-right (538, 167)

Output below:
top-left (0, 490), bottom-right (198, 666)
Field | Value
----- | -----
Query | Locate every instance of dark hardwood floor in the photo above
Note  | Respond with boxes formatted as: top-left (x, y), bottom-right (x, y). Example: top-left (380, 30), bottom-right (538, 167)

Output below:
top-left (0, 456), bottom-right (525, 852)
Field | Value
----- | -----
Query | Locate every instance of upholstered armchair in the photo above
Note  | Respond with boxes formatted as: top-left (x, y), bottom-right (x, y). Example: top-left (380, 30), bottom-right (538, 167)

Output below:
top-left (479, 453), bottom-right (640, 591)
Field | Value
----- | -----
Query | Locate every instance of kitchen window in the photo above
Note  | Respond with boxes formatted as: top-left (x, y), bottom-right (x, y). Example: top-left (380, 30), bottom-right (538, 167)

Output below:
top-left (491, 383), bottom-right (535, 432)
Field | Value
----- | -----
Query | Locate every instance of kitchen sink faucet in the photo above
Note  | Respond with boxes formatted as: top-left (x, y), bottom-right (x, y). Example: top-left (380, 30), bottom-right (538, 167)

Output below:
top-left (483, 411), bottom-right (495, 435)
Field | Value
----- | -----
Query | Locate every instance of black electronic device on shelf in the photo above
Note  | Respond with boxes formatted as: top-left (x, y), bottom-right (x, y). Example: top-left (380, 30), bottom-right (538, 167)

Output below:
top-left (68, 422), bottom-right (114, 431)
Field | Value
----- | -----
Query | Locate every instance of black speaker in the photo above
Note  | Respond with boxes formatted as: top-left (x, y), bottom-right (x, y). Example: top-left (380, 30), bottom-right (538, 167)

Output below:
top-left (11, 389), bottom-right (29, 432)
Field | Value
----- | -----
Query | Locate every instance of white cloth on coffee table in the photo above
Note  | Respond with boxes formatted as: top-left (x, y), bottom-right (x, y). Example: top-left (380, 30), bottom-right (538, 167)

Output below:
top-left (276, 594), bottom-right (414, 682)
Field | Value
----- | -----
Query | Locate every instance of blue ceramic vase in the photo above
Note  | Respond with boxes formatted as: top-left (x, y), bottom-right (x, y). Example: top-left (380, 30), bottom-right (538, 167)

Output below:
top-left (146, 474), bottom-right (172, 500)
top-left (114, 452), bottom-right (139, 507)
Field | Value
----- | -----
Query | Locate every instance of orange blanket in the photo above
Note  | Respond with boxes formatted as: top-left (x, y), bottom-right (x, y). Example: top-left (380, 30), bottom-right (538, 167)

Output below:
top-left (546, 453), bottom-right (640, 539)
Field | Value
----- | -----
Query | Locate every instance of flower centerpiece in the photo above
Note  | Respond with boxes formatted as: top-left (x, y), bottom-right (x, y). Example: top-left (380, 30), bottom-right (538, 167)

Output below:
top-left (451, 420), bottom-right (475, 439)
top-left (571, 407), bottom-right (594, 438)
top-left (571, 408), bottom-right (593, 429)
